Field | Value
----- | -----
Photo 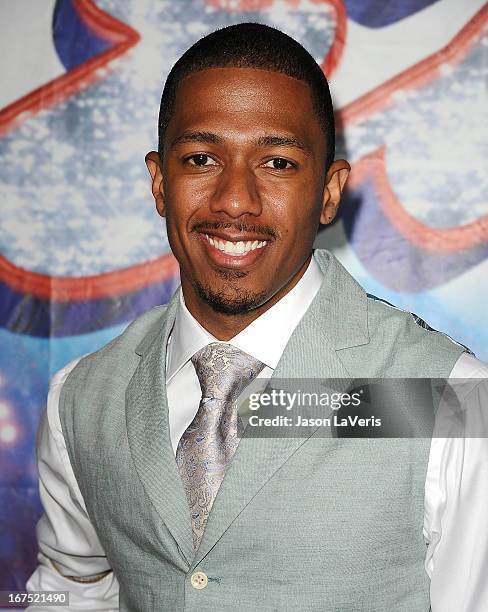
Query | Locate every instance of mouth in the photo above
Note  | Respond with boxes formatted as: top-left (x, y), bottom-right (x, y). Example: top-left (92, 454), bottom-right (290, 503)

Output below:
top-left (204, 232), bottom-right (269, 254)
top-left (195, 231), bottom-right (272, 269)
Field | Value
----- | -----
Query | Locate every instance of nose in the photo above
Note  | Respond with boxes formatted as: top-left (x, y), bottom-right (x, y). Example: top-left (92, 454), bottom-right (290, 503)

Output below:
top-left (209, 161), bottom-right (262, 218)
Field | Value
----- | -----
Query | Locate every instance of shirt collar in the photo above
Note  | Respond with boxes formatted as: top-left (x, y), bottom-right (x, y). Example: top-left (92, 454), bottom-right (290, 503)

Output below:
top-left (166, 252), bottom-right (324, 382)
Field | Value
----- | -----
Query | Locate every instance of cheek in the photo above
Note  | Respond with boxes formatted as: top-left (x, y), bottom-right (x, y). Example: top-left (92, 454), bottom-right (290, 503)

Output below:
top-left (262, 183), bottom-right (321, 234)
top-left (171, 173), bottom-right (216, 208)
top-left (165, 181), bottom-right (204, 229)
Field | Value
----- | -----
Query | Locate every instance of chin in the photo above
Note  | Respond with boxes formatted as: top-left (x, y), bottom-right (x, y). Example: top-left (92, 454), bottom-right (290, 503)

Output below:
top-left (195, 281), bottom-right (270, 316)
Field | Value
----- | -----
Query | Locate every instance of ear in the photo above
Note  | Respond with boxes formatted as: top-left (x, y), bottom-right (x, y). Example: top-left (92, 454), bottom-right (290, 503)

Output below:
top-left (145, 151), bottom-right (166, 217)
top-left (319, 159), bottom-right (350, 225)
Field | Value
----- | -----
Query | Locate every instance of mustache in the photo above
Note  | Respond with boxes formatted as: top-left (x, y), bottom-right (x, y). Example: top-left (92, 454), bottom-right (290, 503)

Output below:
top-left (192, 221), bottom-right (279, 240)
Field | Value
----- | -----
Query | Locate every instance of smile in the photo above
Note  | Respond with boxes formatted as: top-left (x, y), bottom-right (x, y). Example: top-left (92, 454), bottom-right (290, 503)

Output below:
top-left (203, 234), bottom-right (268, 256)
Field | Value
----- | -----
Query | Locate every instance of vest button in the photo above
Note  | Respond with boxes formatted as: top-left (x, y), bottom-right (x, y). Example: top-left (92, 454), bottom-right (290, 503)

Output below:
top-left (190, 571), bottom-right (208, 589)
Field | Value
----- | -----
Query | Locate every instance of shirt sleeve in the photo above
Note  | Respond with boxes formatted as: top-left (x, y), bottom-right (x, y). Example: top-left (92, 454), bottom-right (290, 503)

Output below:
top-left (25, 357), bottom-right (119, 611)
top-left (424, 352), bottom-right (488, 612)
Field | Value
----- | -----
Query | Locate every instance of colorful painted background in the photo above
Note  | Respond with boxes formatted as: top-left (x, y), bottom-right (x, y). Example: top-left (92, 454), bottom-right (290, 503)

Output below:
top-left (0, 0), bottom-right (487, 593)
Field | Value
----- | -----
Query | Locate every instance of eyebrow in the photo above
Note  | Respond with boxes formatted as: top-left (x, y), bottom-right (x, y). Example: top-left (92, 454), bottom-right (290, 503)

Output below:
top-left (170, 131), bottom-right (223, 148)
top-left (170, 131), bottom-right (311, 155)
top-left (255, 135), bottom-right (309, 152)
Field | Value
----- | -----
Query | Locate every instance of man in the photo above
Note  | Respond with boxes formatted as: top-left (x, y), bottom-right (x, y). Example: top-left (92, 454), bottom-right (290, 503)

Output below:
top-left (27, 23), bottom-right (487, 611)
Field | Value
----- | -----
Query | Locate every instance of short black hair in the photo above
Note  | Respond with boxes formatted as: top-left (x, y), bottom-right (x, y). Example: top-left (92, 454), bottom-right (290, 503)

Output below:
top-left (158, 22), bottom-right (335, 168)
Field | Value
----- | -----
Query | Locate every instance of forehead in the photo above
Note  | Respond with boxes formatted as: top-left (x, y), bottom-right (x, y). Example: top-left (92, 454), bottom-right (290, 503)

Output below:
top-left (167, 67), bottom-right (324, 148)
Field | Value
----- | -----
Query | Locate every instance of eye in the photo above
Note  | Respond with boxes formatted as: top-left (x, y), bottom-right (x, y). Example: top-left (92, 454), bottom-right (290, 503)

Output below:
top-left (263, 158), bottom-right (296, 170)
top-left (185, 154), bottom-right (218, 167)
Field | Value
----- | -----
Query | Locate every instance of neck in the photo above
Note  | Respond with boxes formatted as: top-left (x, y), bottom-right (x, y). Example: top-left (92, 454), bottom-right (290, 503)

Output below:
top-left (181, 255), bottom-right (312, 341)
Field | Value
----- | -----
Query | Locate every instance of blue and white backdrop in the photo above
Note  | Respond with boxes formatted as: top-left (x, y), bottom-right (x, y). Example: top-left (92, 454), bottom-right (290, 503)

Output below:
top-left (0, 0), bottom-right (487, 591)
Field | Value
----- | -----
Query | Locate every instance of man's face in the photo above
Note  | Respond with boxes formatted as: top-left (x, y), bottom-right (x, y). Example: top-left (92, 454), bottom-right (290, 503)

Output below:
top-left (147, 67), bottom-right (348, 316)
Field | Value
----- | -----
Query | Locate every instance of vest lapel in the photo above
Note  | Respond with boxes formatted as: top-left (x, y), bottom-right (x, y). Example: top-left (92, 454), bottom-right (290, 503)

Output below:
top-left (126, 291), bottom-right (195, 567)
top-left (192, 249), bottom-right (370, 567)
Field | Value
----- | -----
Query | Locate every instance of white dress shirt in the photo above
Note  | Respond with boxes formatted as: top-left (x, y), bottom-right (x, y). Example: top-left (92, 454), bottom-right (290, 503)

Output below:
top-left (26, 253), bottom-right (488, 611)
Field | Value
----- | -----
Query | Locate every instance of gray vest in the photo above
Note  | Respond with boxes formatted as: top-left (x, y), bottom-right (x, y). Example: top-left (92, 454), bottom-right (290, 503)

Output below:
top-left (59, 249), bottom-right (465, 611)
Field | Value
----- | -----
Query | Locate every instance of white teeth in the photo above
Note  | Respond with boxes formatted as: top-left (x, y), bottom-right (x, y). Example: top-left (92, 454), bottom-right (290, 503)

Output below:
top-left (203, 234), bottom-right (268, 255)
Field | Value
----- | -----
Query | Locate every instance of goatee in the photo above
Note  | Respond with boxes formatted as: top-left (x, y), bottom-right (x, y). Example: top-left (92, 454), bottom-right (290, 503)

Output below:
top-left (194, 274), bottom-right (270, 315)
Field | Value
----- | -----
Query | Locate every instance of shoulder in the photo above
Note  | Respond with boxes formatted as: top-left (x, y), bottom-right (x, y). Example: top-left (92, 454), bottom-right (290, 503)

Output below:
top-left (366, 292), bottom-right (472, 353)
top-left (44, 355), bottom-right (87, 446)
top-left (59, 304), bottom-right (168, 388)
top-left (54, 304), bottom-right (170, 448)
top-left (38, 355), bottom-right (92, 512)
top-left (357, 292), bottom-right (473, 377)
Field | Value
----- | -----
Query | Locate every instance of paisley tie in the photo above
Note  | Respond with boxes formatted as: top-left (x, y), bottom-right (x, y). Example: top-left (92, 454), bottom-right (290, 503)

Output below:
top-left (176, 342), bottom-right (265, 550)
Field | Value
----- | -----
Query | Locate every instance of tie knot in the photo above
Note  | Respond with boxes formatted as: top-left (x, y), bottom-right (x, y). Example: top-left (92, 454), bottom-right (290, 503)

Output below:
top-left (191, 342), bottom-right (265, 402)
